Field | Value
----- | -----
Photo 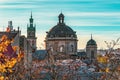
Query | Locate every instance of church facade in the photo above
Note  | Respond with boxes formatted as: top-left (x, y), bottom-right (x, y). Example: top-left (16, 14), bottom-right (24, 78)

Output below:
top-left (45, 13), bottom-right (78, 54)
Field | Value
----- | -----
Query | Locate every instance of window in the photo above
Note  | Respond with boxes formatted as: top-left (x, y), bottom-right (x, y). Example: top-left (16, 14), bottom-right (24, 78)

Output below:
top-left (71, 45), bottom-right (74, 52)
top-left (32, 40), bottom-right (34, 46)
top-left (60, 45), bottom-right (64, 52)
top-left (91, 51), bottom-right (94, 59)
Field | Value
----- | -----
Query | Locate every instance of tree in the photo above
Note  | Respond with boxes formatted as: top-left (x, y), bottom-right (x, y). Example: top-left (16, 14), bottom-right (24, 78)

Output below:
top-left (100, 38), bottom-right (120, 80)
top-left (0, 35), bottom-right (24, 80)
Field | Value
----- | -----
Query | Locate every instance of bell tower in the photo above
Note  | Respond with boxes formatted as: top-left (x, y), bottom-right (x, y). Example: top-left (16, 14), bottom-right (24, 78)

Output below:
top-left (27, 12), bottom-right (37, 52)
top-left (86, 34), bottom-right (97, 61)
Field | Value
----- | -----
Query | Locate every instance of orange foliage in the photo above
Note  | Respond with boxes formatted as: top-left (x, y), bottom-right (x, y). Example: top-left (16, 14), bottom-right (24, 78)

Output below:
top-left (0, 34), bottom-right (24, 79)
top-left (97, 55), bottom-right (109, 63)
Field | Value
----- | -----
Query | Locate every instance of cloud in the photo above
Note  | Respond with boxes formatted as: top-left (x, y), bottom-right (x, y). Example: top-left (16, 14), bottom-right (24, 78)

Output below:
top-left (1, 0), bottom-right (120, 12)
top-left (66, 12), bottom-right (120, 17)
top-left (0, 0), bottom-right (120, 49)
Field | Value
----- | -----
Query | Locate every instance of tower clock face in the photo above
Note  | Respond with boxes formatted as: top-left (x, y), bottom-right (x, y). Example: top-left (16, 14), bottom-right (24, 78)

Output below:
top-left (28, 31), bottom-right (34, 36)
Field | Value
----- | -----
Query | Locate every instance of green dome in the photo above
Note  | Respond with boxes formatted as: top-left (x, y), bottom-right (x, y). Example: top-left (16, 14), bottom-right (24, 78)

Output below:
top-left (47, 13), bottom-right (77, 38)
top-left (47, 24), bottom-right (77, 38)
top-left (87, 39), bottom-right (97, 46)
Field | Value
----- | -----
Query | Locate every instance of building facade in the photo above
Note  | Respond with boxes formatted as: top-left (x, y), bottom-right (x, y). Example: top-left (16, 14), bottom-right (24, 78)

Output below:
top-left (45, 13), bottom-right (77, 54)
top-left (27, 12), bottom-right (37, 51)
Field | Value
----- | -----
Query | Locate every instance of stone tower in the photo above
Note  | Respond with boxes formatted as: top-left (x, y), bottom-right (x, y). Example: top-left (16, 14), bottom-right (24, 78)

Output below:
top-left (27, 12), bottom-right (37, 52)
top-left (86, 34), bottom-right (97, 60)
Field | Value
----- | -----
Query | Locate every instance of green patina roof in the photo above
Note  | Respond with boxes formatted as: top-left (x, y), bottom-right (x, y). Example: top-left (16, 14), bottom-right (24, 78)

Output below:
top-left (47, 13), bottom-right (77, 38)
top-left (47, 23), bottom-right (77, 38)
top-left (87, 39), bottom-right (97, 46)
top-left (27, 27), bottom-right (35, 31)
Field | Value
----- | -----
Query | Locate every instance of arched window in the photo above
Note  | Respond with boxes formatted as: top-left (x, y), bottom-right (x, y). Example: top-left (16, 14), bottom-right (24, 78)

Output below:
top-left (48, 45), bottom-right (54, 52)
top-left (71, 45), bottom-right (74, 52)
top-left (32, 40), bottom-right (34, 46)
top-left (91, 51), bottom-right (94, 59)
top-left (50, 47), bottom-right (53, 52)
top-left (60, 45), bottom-right (64, 52)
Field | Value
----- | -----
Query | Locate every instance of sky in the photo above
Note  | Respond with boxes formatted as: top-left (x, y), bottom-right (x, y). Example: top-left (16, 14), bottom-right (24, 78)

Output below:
top-left (0, 0), bottom-right (120, 50)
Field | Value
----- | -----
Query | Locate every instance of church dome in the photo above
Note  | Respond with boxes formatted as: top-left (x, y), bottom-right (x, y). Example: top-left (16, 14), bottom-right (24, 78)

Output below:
top-left (47, 24), bottom-right (77, 38)
top-left (86, 35), bottom-right (97, 46)
top-left (47, 13), bottom-right (77, 38)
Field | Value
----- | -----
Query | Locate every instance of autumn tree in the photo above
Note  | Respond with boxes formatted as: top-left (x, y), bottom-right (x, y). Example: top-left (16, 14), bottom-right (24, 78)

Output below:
top-left (0, 35), bottom-right (24, 80)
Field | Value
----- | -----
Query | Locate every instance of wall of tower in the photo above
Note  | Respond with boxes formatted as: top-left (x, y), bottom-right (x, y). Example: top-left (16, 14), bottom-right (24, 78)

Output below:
top-left (27, 38), bottom-right (36, 49)
top-left (21, 37), bottom-right (33, 69)
top-left (86, 46), bottom-right (97, 59)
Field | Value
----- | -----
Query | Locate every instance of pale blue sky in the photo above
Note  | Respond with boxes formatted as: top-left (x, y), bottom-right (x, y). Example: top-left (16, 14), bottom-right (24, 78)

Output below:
top-left (0, 0), bottom-right (120, 49)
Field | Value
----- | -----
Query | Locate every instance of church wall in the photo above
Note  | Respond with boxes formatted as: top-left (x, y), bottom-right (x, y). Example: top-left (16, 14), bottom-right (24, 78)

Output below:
top-left (46, 39), bottom-right (77, 54)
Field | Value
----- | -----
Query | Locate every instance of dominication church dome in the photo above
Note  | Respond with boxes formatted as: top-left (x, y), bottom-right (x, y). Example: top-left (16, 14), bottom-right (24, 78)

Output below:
top-left (46, 13), bottom-right (77, 38)
top-left (45, 13), bottom-right (78, 55)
